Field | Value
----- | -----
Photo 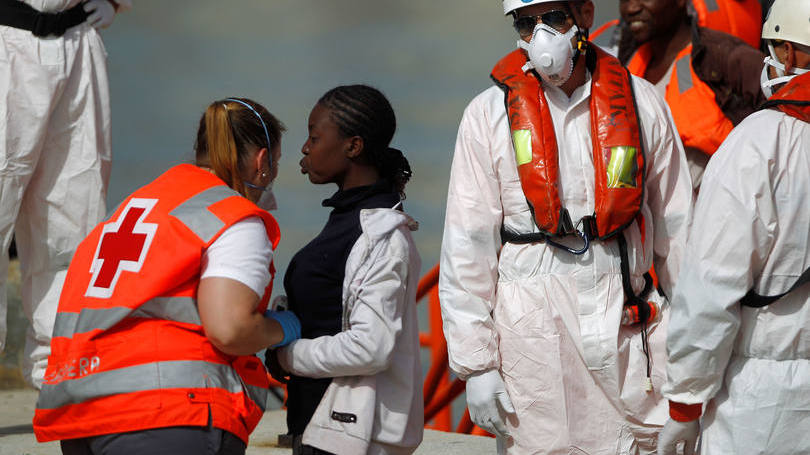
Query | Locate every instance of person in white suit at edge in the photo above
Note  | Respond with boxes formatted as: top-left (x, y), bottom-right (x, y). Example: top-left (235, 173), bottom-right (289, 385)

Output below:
top-left (658, 1), bottom-right (810, 453)
top-left (439, 0), bottom-right (693, 453)
top-left (0, 0), bottom-right (131, 388)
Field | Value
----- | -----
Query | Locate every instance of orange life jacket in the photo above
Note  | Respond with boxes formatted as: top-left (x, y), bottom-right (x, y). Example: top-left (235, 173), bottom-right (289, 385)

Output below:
top-left (33, 164), bottom-right (280, 444)
top-left (691, 0), bottom-right (762, 49)
top-left (627, 43), bottom-right (735, 157)
top-left (762, 72), bottom-right (810, 123)
top-left (491, 46), bottom-right (645, 240)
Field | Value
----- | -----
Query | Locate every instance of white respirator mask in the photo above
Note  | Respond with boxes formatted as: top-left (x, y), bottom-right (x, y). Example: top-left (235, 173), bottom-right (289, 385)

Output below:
top-left (518, 23), bottom-right (579, 86)
top-left (256, 182), bottom-right (277, 211)
top-left (244, 179), bottom-right (278, 211)
top-left (760, 42), bottom-right (809, 98)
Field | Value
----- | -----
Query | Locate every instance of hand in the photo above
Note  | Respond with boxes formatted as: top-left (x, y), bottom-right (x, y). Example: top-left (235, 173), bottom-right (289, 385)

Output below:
top-left (83, 0), bottom-right (116, 29)
top-left (264, 348), bottom-right (290, 384)
top-left (658, 418), bottom-right (700, 455)
top-left (265, 310), bottom-right (301, 348)
top-left (465, 369), bottom-right (515, 437)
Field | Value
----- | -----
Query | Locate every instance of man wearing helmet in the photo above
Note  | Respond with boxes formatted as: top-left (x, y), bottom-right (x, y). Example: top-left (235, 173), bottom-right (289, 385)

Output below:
top-left (439, 0), bottom-right (692, 453)
top-left (658, 0), bottom-right (810, 453)
top-left (619, 0), bottom-right (765, 194)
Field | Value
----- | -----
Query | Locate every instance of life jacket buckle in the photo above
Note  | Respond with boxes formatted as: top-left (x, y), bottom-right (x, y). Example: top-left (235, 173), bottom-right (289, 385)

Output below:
top-left (557, 208), bottom-right (576, 235)
top-left (545, 228), bottom-right (590, 255)
top-left (544, 215), bottom-right (595, 255)
top-left (579, 215), bottom-right (598, 241)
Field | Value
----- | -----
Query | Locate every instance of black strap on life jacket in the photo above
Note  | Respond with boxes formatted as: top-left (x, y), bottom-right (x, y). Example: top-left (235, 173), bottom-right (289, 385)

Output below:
top-left (500, 213), bottom-right (597, 255)
top-left (759, 98), bottom-right (810, 111)
top-left (0, 0), bottom-right (89, 37)
top-left (617, 234), bottom-right (654, 311)
top-left (617, 233), bottom-right (655, 381)
top-left (740, 267), bottom-right (810, 308)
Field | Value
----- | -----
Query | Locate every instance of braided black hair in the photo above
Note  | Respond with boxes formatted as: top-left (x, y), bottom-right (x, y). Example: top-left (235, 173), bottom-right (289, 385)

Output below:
top-left (317, 85), bottom-right (412, 197)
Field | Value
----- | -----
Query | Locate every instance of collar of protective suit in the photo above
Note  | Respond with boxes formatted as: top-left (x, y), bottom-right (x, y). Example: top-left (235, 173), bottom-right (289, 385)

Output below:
top-left (765, 72), bottom-right (810, 123)
top-left (490, 46), bottom-right (645, 239)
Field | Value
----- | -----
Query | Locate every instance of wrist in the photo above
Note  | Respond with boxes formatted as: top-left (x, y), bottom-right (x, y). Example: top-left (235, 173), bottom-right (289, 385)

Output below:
top-left (669, 400), bottom-right (702, 422)
top-left (264, 313), bottom-right (285, 346)
top-left (276, 344), bottom-right (292, 371)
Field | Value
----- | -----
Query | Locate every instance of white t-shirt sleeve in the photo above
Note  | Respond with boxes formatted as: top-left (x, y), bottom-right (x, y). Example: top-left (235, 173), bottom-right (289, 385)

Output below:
top-left (200, 216), bottom-right (273, 297)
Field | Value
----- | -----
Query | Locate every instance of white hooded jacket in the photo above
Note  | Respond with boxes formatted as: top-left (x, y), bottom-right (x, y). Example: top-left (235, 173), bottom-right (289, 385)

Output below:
top-left (279, 207), bottom-right (424, 455)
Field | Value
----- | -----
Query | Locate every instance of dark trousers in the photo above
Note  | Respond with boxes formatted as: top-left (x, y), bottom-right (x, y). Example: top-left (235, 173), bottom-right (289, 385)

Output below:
top-left (60, 426), bottom-right (246, 455)
top-left (292, 434), bottom-right (336, 455)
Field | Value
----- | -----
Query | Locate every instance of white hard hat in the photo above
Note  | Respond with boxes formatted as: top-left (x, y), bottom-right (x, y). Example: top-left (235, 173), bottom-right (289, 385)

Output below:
top-left (503, 0), bottom-right (576, 15)
top-left (762, 0), bottom-right (810, 48)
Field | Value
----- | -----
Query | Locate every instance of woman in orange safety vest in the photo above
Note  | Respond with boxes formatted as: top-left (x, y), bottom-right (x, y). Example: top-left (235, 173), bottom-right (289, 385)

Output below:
top-left (33, 98), bottom-right (302, 455)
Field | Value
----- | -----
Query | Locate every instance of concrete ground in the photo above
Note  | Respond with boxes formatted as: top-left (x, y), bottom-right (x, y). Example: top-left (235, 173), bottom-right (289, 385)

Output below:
top-left (0, 389), bottom-right (494, 455)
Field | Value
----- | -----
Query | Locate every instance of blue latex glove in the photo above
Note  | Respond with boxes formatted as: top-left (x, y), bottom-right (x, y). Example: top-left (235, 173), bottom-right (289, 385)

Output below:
top-left (265, 310), bottom-right (301, 348)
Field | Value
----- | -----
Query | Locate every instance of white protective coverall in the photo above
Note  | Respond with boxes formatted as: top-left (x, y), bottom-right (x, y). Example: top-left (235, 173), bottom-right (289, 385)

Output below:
top-left (0, 0), bottom-right (129, 387)
top-left (663, 108), bottom-right (810, 454)
top-left (439, 72), bottom-right (693, 453)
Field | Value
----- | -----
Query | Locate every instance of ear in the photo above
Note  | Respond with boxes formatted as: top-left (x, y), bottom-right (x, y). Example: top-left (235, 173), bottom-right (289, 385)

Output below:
top-left (254, 147), bottom-right (269, 175)
top-left (578, 0), bottom-right (595, 30)
top-left (345, 136), bottom-right (364, 159)
top-left (784, 41), bottom-right (798, 73)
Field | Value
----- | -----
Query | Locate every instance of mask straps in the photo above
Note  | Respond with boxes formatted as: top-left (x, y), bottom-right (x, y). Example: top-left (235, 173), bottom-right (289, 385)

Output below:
top-left (223, 98), bottom-right (273, 169)
top-left (244, 180), bottom-right (270, 191)
top-left (564, 2), bottom-right (588, 63)
top-left (760, 41), bottom-right (810, 98)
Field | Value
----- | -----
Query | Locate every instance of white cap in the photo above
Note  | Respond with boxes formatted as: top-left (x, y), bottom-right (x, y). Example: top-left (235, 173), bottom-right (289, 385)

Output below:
top-left (503, 0), bottom-right (573, 15)
top-left (762, 0), bottom-right (810, 48)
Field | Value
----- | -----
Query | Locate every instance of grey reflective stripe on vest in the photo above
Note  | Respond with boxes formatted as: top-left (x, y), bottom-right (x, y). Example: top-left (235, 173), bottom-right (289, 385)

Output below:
top-left (703, 0), bottom-right (719, 11)
top-left (37, 359), bottom-right (268, 412)
top-left (676, 55), bottom-right (694, 94)
top-left (52, 297), bottom-right (199, 339)
top-left (170, 186), bottom-right (240, 243)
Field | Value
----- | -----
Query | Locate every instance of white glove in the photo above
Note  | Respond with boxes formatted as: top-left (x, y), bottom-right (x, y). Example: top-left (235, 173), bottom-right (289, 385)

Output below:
top-left (465, 369), bottom-right (515, 437)
top-left (83, 0), bottom-right (116, 29)
top-left (658, 418), bottom-right (700, 455)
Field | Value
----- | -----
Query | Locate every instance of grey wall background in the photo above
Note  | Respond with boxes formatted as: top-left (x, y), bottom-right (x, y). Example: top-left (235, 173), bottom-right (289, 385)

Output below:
top-left (104, 0), bottom-right (621, 291)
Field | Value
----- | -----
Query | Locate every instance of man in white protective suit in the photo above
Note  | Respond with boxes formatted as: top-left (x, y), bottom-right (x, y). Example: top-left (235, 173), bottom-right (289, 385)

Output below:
top-left (657, 1), bottom-right (810, 454)
top-left (0, 0), bottom-right (130, 388)
top-left (438, 0), bottom-right (693, 453)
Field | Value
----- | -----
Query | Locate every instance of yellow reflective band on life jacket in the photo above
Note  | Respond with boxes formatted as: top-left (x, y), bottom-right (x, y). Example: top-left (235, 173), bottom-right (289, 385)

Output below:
top-left (491, 46), bottom-right (645, 240)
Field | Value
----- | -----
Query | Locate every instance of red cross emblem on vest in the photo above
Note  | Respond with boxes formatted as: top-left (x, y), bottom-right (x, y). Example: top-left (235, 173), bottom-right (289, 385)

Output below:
top-left (85, 198), bottom-right (159, 299)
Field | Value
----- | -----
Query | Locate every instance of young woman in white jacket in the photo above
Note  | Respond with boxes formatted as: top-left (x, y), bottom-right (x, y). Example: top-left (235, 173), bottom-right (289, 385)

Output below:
top-left (266, 85), bottom-right (423, 455)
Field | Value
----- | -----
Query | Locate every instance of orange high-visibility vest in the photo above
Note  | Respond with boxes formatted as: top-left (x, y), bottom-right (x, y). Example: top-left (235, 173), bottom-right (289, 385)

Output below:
top-left (491, 46), bottom-right (645, 239)
top-left (33, 164), bottom-right (281, 444)
top-left (628, 43), bottom-right (735, 157)
top-left (763, 72), bottom-right (810, 123)
top-left (691, 0), bottom-right (762, 49)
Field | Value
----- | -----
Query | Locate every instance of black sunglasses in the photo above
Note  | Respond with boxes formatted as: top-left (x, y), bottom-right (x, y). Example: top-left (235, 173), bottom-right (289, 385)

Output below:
top-left (513, 10), bottom-right (571, 37)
